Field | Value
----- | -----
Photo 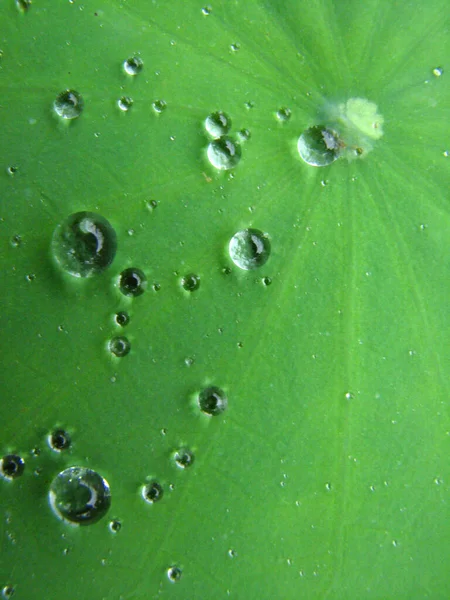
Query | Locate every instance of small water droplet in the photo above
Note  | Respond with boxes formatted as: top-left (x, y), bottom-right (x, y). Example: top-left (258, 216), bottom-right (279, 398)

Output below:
top-left (108, 518), bottom-right (122, 533)
top-left (1, 455), bottom-right (25, 480)
top-left (49, 429), bottom-right (71, 452)
top-left (198, 386), bottom-right (228, 416)
top-left (25, 273), bottom-right (36, 282)
top-left (142, 481), bottom-right (164, 504)
top-left (53, 89), bottom-right (84, 120)
top-left (228, 549), bottom-right (237, 558)
top-left (49, 467), bottom-right (111, 525)
top-left (276, 107), bottom-right (291, 122)
top-left (119, 267), bottom-right (147, 297)
top-left (174, 448), bottom-right (194, 469)
top-left (230, 43), bottom-right (240, 52)
top-left (7, 166), bottom-right (18, 176)
top-left (345, 392), bottom-right (354, 400)
top-left (115, 311), bottom-right (130, 327)
top-left (117, 96), bottom-right (133, 112)
top-left (16, 0), bottom-right (31, 12)
top-left (237, 128), bottom-right (251, 142)
top-left (432, 67), bottom-right (443, 77)
top-left (1, 586), bottom-right (15, 599)
top-left (167, 566), bottom-right (182, 583)
top-left (108, 336), bottom-right (131, 358)
top-left (184, 357), bottom-right (195, 367)
top-left (123, 56), bottom-right (143, 75)
top-left (222, 266), bottom-right (232, 275)
top-left (229, 228), bottom-right (271, 270)
top-left (10, 235), bottom-right (22, 247)
top-left (51, 212), bottom-right (117, 278)
top-left (244, 101), bottom-right (254, 110)
top-left (152, 100), bottom-right (167, 114)
top-left (204, 111), bottom-right (232, 139)
top-left (201, 6), bottom-right (212, 15)
top-left (325, 482), bottom-right (332, 491)
top-left (262, 276), bottom-right (272, 286)
top-left (443, 150), bottom-right (450, 157)
top-left (297, 126), bottom-right (340, 167)
top-left (207, 137), bottom-right (241, 170)
top-left (181, 273), bottom-right (200, 292)
top-left (146, 199), bottom-right (158, 210)
top-left (152, 282), bottom-right (161, 292)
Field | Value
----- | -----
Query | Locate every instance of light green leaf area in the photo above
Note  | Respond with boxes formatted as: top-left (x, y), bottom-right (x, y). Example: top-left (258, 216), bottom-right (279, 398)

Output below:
top-left (1, 1), bottom-right (449, 598)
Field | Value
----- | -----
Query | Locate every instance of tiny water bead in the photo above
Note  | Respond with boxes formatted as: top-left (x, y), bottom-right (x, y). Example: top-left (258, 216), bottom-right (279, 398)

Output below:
top-left (115, 311), bottom-right (130, 326)
top-left (49, 467), bottom-right (111, 525)
top-left (432, 67), bottom-right (443, 77)
top-left (198, 386), bottom-right (228, 416)
top-left (119, 267), bottom-right (147, 297)
top-left (229, 229), bottom-right (271, 270)
top-left (174, 448), bottom-right (194, 469)
top-left (181, 273), bottom-right (200, 292)
top-left (52, 212), bottom-right (117, 277)
top-left (16, 0), bottom-right (31, 12)
top-left (109, 336), bottom-right (130, 357)
top-left (204, 111), bottom-right (232, 138)
top-left (276, 107), bottom-right (291, 122)
top-left (167, 566), bottom-right (182, 583)
top-left (238, 128), bottom-right (251, 142)
top-left (117, 96), bottom-right (133, 112)
top-left (53, 90), bottom-right (84, 120)
top-left (10, 234), bottom-right (22, 248)
top-left (152, 100), bottom-right (167, 114)
top-left (207, 136), bottom-right (241, 170)
top-left (202, 6), bottom-right (212, 15)
top-left (109, 518), bottom-right (122, 533)
top-left (142, 481), bottom-right (164, 504)
top-left (1, 455), bottom-right (25, 480)
top-left (1, 586), bottom-right (15, 599)
top-left (49, 429), bottom-right (71, 452)
top-left (123, 56), bottom-right (143, 75)
top-left (7, 166), bottom-right (18, 176)
top-left (262, 276), bottom-right (272, 286)
top-left (297, 125), bottom-right (340, 167)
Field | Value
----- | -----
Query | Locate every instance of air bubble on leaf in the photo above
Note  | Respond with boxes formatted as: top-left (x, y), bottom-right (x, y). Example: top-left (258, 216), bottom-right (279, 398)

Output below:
top-left (167, 566), bottom-right (182, 583)
top-left (142, 481), bottom-right (164, 504)
top-left (51, 212), bottom-right (117, 277)
top-left (297, 125), bottom-right (340, 167)
top-left (119, 267), bottom-right (147, 297)
top-left (198, 386), bottom-right (228, 416)
top-left (204, 111), bottom-right (232, 138)
top-left (174, 448), bottom-right (194, 469)
top-left (181, 273), bottom-right (200, 292)
top-left (118, 96), bottom-right (133, 111)
top-left (152, 100), bottom-right (167, 114)
top-left (115, 311), bottom-right (130, 327)
top-left (49, 429), bottom-right (71, 452)
top-left (53, 90), bottom-right (84, 120)
top-left (49, 466), bottom-right (111, 526)
top-left (108, 336), bottom-right (130, 358)
top-left (123, 56), bottom-right (143, 75)
top-left (229, 228), bottom-right (271, 270)
top-left (1, 455), bottom-right (25, 480)
top-left (207, 136), bottom-right (241, 170)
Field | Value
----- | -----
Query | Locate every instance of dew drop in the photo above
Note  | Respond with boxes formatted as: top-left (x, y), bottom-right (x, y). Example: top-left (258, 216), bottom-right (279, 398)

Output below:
top-left (207, 137), bottom-right (241, 170)
top-left (108, 336), bottom-right (131, 358)
top-left (167, 566), bottom-right (182, 583)
top-left (262, 276), bottom-right (272, 286)
top-left (198, 386), bottom-right (228, 416)
top-left (228, 549), bottom-right (237, 558)
top-left (238, 128), bottom-right (251, 142)
top-left (152, 100), bottom-right (167, 114)
top-left (146, 199), bottom-right (158, 210)
top-left (204, 111), bottom-right (232, 139)
top-left (16, 0), bottom-right (31, 12)
top-left (297, 125), bottom-right (340, 167)
top-left (181, 273), bottom-right (200, 292)
top-left (230, 43), bottom-right (240, 52)
top-left (184, 357), bottom-right (195, 367)
top-left (25, 273), bottom-right (36, 282)
top-left (1, 455), bottom-right (25, 480)
top-left (123, 56), bottom-right (143, 75)
top-left (117, 96), bottom-right (133, 112)
top-left (49, 467), bottom-right (111, 525)
top-left (49, 429), bottom-right (71, 452)
top-left (108, 518), bottom-right (122, 533)
top-left (432, 66), bottom-right (443, 77)
top-left (115, 311), bottom-right (130, 327)
top-left (142, 481), bottom-right (164, 504)
top-left (276, 107), bottom-right (291, 122)
top-left (119, 267), bottom-right (147, 297)
top-left (201, 6), bottom-right (212, 15)
top-left (229, 228), bottom-right (271, 270)
top-left (53, 89), bottom-right (84, 120)
top-left (1, 586), bottom-right (15, 599)
top-left (51, 212), bottom-right (117, 278)
top-left (7, 166), bottom-right (18, 176)
top-left (174, 448), bottom-right (194, 469)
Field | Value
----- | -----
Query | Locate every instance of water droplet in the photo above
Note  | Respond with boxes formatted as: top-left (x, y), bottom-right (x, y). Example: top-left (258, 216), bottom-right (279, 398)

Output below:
top-left (198, 386), bottom-right (228, 416)
top-left (181, 273), bottom-right (200, 292)
top-left (244, 101), bottom-right (254, 110)
top-left (109, 336), bottom-right (131, 358)
top-left (443, 150), bottom-right (449, 158)
top-left (432, 67), bottom-right (443, 77)
top-left (167, 566), bottom-right (182, 583)
top-left (117, 96), bottom-right (133, 112)
top-left (142, 481), bottom-right (164, 503)
top-left (123, 56), bottom-right (143, 75)
top-left (53, 89), bottom-right (84, 120)
top-left (108, 518), bottom-right (122, 533)
top-left (325, 482), bottom-right (332, 491)
top-left (7, 166), bottom-right (18, 176)
top-left (49, 467), bottom-right (111, 526)
top-left (297, 126), bottom-right (340, 167)
top-left (10, 235), bottom-right (22, 247)
top-left (207, 137), bottom-right (241, 170)
top-left (230, 43), bottom-right (240, 52)
top-left (51, 212), bottom-right (117, 278)
top-left (115, 311), bottom-right (130, 327)
top-left (345, 392), bottom-right (354, 400)
top-left (16, 0), bottom-right (31, 12)
top-left (119, 267), bottom-right (147, 297)
top-left (228, 549), bottom-right (237, 558)
top-left (25, 273), bottom-right (36, 282)
top-left (237, 128), bottom-right (251, 142)
top-left (229, 228), bottom-right (271, 270)
top-left (201, 6), bottom-right (212, 15)
top-left (1, 455), bottom-right (25, 480)
top-left (262, 276), bottom-right (272, 286)
top-left (174, 448), bottom-right (194, 469)
top-left (152, 100), bottom-right (167, 114)
top-left (1, 586), bottom-right (15, 599)
top-left (146, 199), bottom-right (158, 210)
top-left (184, 357), bottom-right (195, 367)
top-left (204, 111), bottom-right (232, 138)
top-left (152, 282), bottom-right (161, 292)
top-left (276, 107), bottom-right (291, 122)
top-left (49, 429), bottom-right (71, 452)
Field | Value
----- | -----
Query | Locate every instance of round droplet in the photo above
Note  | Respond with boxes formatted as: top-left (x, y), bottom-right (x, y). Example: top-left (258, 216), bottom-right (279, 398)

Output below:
top-left (229, 228), bottom-right (271, 270)
top-left (432, 67), bottom-right (443, 77)
top-left (118, 96), bottom-right (133, 111)
top-left (53, 90), bottom-right (84, 120)
top-left (109, 336), bottom-right (130, 357)
top-left (119, 267), bottom-right (147, 297)
top-left (181, 273), bottom-right (200, 292)
top-left (1, 586), bottom-right (15, 599)
top-left (207, 136), bottom-right (241, 170)
top-left (16, 0), bottom-right (31, 12)
top-left (49, 466), bottom-right (111, 525)
top-left (152, 100), bottom-right (167, 114)
top-left (230, 43), bottom-right (240, 52)
top-left (167, 566), bottom-right (182, 583)
top-left (238, 128), bottom-right (251, 142)
top-left (49, 429), bottom-right (71, 452)
top-left (10, 235), bottom-right (22, 247)
top-left (1, 455), bottom-right (25, 480)
top-left (297, 125), bottom-right (340, 167)
top-left (123, 56), bottom-right (143, 75)
top-left (142, 481), bottom-right (164, 504)
top-left (109, 518), bottom-right (122, 533)
top-left (204, 111), bottom-right (232, 138)
top-left (7, 166), bottom-right (18, 176)
top-left (115, 311), bottom-right (130, 327)
top-left (174, 448), bottom-right (194, 469)
top-left (276, 107), bottom-right (291, 122)
top-left (198, 386), bottom-right (228, 416)
top-left (52, 212), bottom-right (117, 278)
top-left (262, 276), bottom-right (272, 286)
top-left (201, 6), bottom-right (212, 15)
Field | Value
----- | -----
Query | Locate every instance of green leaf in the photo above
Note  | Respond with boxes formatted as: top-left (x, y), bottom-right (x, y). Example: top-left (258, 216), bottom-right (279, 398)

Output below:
top-left (1, 1), bottom-right (449, 598)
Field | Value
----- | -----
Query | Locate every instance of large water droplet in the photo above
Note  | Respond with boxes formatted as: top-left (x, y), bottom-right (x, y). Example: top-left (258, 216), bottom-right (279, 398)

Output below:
top-left (198, 386), bottom-right (228, 416)
top-left (48, 429), bottom-right (71, 452)
top-left (204, 111), bottom-right (232, 138)
top-left (51, 212), bottom-right (117, 278)
top-left (297, 126), bottom-right (340, 167)
top-left (49, 467), bottom-right (111, 525)
top-left (119, 267), bottom-right (147, 297)
top-left (1, 455), bottom-right (25, 480)
top-left (229, 228), bottom-right (271, 270)
top-left (142, 481), bottom-right (164, 504)
top-left (53, 90), bottom-right (84, 120)
top-left (207, 137), bottom-right (241, 170)
top-left (123, 56), bottom-right (143, 75)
